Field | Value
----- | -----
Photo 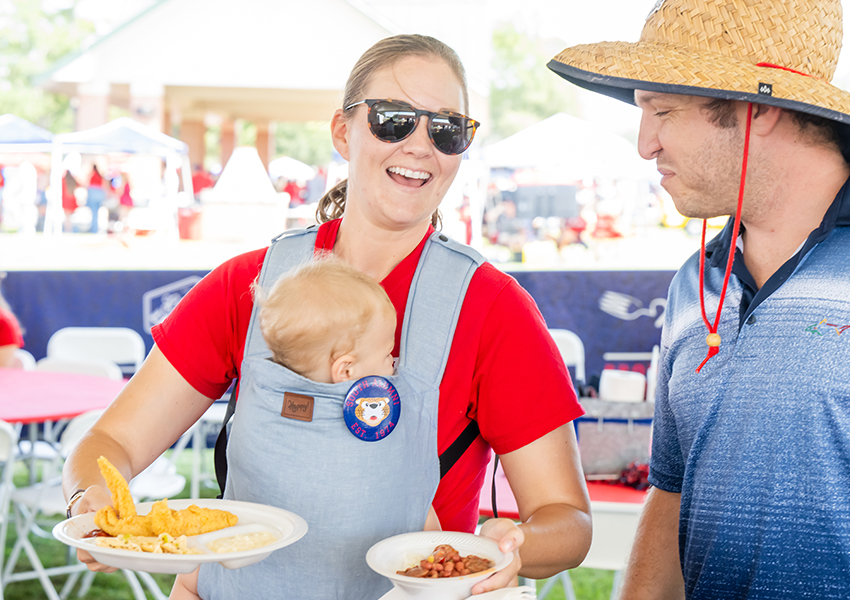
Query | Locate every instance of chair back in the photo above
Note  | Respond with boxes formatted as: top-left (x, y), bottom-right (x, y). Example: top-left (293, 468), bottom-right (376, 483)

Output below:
top-left (1, 418), bottom-right (19, 584)
top-left (11, 348), bottom-right (36, 370)
top-left (47, 327), bottom-right (146, 376)
top-left (0, 419), bottom-right (17, 465)
top-left (548, 328), bottom-right (586, 386)
top-left (36, 356), bottom-right (124, 380)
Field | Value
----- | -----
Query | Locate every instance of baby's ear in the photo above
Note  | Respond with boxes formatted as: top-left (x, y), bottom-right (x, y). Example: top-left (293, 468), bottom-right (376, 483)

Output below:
top-left (331, 354), bottom-right (356, 383)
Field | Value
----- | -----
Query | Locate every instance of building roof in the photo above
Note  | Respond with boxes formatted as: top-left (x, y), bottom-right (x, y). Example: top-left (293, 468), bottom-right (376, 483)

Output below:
top-left (35, 0), bottom-right (490, 124)
top-left (36, 0), bottom-right (400, 122)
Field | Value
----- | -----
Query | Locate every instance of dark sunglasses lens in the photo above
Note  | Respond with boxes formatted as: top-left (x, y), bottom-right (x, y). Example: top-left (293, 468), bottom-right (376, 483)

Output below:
top-left (370, 101), bottom-right (417, 141)
top-left (430, 114), bottom-right (474, 155)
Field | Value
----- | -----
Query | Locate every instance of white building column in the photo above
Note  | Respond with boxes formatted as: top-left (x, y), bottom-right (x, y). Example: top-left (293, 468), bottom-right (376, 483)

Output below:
top-left (75, 81), bottom-right (111, 131)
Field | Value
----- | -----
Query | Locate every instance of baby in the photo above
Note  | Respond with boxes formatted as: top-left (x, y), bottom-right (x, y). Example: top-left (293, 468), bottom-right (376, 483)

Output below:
top-left (255, 257), bottom-right (396, 383)
top-left (170, 259), bottom-right (439, 600)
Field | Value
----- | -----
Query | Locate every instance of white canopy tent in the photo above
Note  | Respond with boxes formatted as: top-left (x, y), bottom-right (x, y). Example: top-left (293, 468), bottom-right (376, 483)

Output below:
top-left (484, 113), bottom-right (658, 182)
top-left (0, 114), bottom-right (54, 153)
top-left (45, 117), bottom-right (192, 235)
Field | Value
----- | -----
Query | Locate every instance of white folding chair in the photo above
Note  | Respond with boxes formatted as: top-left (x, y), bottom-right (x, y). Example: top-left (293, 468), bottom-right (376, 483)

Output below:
top-left (35, 357), bottom-right (123, 381)
top-left (46, 327), bottom-right (146, 377)
top-left (0, 419), bottom-right (19, 600)
top-left (17, 358), bottom-right (123, 478)
top-left (5, 409), bottom-right (172, 600)
top-left (3, 411), bottom-right (103, 600)
top-left (170, 401), bottom-right (228, 498)
top-left (548, 328), bottom-right (586, 392)
top-left (11, 349), bottom-right (36, 370)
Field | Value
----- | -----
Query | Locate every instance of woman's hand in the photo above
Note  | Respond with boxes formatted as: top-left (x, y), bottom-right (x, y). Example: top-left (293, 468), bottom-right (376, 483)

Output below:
top-left (470, 518), bottom-right (524, 594)
top-left (71, 485), bottom-right (118, 572)
top-left (62, 347), bottom-right (215, 571)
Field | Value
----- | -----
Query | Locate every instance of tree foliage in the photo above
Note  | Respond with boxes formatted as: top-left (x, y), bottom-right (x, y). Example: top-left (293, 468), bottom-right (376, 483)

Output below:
top-left (0, 0), bottom-right (94, 132)
top-left (489, 23), bottom-right (577, 141)
top-left (274, 122), bottom-right (333, 167)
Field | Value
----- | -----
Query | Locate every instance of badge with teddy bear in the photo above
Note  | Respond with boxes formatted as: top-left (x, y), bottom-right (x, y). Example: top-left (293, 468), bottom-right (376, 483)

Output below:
top-left (342, 376), bottom-right (401, 442)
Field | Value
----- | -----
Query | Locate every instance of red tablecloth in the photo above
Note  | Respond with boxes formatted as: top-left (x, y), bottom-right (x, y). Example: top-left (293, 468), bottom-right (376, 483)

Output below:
top-left (0, 369), bottom-right (125, 424)
top-left (479, 456), bottom-right (647, 520)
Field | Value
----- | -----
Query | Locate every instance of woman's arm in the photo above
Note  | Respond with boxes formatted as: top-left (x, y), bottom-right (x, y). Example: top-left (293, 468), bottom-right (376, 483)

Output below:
top-left (505, 423), bottom-right (591, 576)
top-left (62, 345), bottom-right (216, 570)
top-left (472, 424), bottom-right (591, 593)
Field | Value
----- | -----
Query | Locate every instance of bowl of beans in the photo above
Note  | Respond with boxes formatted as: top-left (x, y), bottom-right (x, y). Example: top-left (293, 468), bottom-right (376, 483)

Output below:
top-left (366, 531), bottom-right (512, 600)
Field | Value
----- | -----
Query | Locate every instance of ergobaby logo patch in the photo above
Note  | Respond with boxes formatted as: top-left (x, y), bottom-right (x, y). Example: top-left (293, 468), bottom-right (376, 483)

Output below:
top-left (758, 82), bottom-right (773, 96)
top-left (805, 318), bottom-right (850, 336)
top-left (647, 0), bottom-right (665, 19)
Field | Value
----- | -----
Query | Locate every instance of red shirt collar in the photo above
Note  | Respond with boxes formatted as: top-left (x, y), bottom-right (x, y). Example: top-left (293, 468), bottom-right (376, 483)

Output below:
top-left (315, 218), bottom-right (434, 355)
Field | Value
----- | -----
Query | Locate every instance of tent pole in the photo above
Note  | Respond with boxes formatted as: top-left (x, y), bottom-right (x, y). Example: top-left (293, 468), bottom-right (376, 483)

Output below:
top-left (44, 141), bottom-right (64, 236)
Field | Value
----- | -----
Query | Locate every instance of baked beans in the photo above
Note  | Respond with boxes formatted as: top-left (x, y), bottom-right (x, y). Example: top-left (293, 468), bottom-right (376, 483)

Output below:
top-left (397, 544), bottom-right (494, 578)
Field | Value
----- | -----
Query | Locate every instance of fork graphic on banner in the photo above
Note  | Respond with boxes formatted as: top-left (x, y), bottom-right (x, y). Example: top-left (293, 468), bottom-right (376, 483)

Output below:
top-left (599, 291), bottom-right (666, 328)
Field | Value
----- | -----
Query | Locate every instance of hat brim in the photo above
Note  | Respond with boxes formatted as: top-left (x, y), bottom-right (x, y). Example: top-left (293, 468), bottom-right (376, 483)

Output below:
top-left (549, 41), bottom-right (850, 125)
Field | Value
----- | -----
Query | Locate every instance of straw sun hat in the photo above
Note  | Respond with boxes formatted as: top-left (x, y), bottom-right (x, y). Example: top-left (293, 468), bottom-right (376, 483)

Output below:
top-left (548, 0), bottom-right (850, 125)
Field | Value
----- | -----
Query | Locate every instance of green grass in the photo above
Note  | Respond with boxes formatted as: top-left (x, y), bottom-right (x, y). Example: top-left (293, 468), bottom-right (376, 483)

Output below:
top-left (3, 450), bottom-right (616, 599)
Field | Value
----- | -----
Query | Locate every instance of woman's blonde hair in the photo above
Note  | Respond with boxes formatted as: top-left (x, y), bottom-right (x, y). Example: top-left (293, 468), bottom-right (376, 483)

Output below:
top-left (252, 257), bottom-right (395, 377)
top-left (316, 34), bottom-right (470, 228)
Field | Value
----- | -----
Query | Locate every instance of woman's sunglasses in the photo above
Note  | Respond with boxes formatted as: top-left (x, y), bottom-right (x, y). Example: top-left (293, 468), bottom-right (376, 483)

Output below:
top-left (344, 99), bottom-right (480, 156)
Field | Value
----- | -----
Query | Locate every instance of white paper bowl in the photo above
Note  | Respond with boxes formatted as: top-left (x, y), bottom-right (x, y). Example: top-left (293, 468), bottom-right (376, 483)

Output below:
top-left (366, 531), bottom-right (512, 600)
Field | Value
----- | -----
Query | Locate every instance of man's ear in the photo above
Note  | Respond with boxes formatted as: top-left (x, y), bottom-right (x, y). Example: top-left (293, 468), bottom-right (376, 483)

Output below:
top-left (749, 103), bottom-right (783, 136)
top-left (330, 109), bottom-right (351, 162)
top-left (331, 354), bottom-right (356, 383)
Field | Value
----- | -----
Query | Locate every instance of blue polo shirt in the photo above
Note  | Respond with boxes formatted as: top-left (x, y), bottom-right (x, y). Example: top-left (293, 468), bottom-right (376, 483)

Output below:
top-left (650, 178), bottom-right (850, 598)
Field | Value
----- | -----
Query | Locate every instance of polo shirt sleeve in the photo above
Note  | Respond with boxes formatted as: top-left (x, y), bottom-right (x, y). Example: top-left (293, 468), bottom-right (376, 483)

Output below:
top-left (647, 344), bottom-right (685, 493)
top-left (648, 279), bottom-right (686, 494)
top-left (472, 273), bottom-right (584, 454)
top-left (152, 249), bottom-right (266, 399)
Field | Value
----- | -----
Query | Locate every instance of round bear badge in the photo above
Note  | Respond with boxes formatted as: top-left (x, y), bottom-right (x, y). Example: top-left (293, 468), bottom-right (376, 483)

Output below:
top-left (343, 376), bottom-right (401, 442)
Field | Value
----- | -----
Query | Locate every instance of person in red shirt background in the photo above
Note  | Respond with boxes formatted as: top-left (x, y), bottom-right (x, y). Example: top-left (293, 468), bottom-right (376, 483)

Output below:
top-left (0, 274), bottom-right (24, 368)
top-left (61, 170), bottom-right (79, 232)
top-left (191, 164), bottom-right (213, 202)
top-left (86, 164), bottom-right (107, 234)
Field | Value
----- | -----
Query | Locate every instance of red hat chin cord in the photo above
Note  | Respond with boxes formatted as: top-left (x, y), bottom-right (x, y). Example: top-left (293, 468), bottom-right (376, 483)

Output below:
top-left (695, 102), bottom-right (753, 373)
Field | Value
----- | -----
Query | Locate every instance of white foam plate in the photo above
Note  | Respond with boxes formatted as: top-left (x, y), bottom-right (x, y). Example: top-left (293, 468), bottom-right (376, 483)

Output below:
top-left (52, 498), bottom-right (308, 574)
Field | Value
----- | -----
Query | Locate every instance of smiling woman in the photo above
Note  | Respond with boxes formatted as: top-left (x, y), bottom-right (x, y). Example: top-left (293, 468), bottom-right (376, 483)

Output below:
top-left (61, 34), bottom-right (591, 600)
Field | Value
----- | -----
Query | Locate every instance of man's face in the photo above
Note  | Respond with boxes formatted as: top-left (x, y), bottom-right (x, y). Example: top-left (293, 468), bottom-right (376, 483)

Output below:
top-left (635, 91), bottom-right (745, 219)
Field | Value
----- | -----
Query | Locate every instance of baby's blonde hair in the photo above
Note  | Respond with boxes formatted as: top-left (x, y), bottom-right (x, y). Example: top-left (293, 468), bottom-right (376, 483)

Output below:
top-left (253, 258), bottom-right (396, 377)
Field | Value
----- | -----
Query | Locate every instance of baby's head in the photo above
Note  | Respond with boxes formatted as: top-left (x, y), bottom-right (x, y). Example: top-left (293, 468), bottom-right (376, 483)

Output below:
top-left (253, 258), bottom-right (396, 383)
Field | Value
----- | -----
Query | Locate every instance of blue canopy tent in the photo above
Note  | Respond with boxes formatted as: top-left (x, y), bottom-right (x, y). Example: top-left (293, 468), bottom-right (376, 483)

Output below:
top-left (45, 118), bottom-right (192, 235)
top-left (0, 113), bottom-right (54, 153)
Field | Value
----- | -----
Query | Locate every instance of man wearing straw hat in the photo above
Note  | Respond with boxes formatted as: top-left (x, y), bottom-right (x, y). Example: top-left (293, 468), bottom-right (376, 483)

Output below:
top-left (550, 1), bottom-right (850, 598)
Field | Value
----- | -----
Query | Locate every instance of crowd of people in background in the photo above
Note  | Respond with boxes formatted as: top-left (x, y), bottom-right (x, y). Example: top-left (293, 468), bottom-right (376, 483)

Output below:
top-left (0, 150), bottom-right (668, 268)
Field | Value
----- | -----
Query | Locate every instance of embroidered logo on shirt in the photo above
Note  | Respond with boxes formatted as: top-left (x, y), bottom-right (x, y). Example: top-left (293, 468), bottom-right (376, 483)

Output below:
top-left (282, 392), bottom-right (314, 422)
top-left (805, 318), bottom-right (850, 336)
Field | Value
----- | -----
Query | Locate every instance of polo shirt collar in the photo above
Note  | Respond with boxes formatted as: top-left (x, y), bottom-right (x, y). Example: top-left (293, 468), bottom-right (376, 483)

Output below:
top-left (705, 175), bottom-right (850, 268)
